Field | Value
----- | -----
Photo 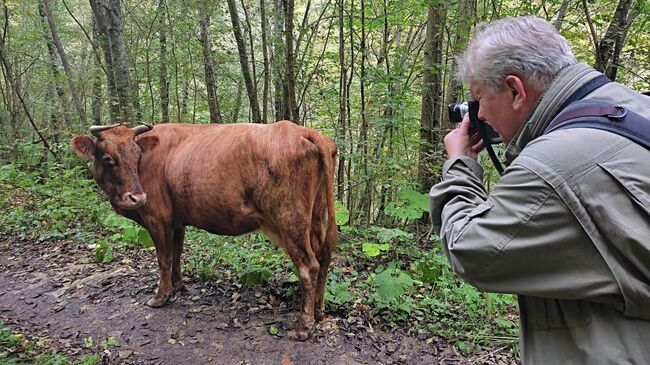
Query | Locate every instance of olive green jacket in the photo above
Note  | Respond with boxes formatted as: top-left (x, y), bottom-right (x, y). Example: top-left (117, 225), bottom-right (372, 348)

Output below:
top-left (429, 63), bottom-right (650, 364)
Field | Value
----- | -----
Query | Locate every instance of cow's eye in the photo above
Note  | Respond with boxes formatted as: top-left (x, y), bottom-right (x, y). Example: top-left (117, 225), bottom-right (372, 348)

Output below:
top-left (103, 154), bottom-right (115, 165)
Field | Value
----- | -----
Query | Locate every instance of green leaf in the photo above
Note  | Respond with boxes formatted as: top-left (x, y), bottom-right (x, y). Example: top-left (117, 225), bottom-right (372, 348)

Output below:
top-left (371, 267), bottom-right (414, 301)
top-left (123, 226), bottom-right (138, 243)
top-left (325, 279), bottom-right (354, 305)
top-left (137, 228), bottom-right (154, 247)
top-left (415, 260), bottom-right (442, 284)
top-left (494, 318), bottom-right (515, 329)
top-left (99, 337), bottom-right (119, 350)
top-left (385, 188), bottom-right (429, 220)
top-left (268, 325), bottom-right (279, 336)
top-left (376, 227), bottom-right (412, 244)
top-left (362, 242), bottom-right (390, 257)
top-left (93, 241), bottom-right (113, 264)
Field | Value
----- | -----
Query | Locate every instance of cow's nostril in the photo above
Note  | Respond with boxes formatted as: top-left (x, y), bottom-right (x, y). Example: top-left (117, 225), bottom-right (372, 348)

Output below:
top-left (121, 192), bottom-right (147, 209)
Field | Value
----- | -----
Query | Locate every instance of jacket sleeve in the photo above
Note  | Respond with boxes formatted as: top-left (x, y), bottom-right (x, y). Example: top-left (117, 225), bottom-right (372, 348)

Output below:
top-left (429, 156), bottom-right (622, 303)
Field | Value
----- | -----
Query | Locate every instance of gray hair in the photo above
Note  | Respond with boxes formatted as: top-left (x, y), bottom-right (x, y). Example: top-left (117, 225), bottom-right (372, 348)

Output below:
top-left (457, 15), bottom-right (577, 91)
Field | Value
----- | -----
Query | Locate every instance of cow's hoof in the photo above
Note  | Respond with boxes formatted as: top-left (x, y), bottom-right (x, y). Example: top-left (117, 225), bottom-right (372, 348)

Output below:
top-left (315, 311), bottom-right (325, 322)
top-left (146, 297), bottom-right (167, 308)
top-left (172, 282), bottom-right (186, 294)
top-left (287, 329), bottom-right (310, 341)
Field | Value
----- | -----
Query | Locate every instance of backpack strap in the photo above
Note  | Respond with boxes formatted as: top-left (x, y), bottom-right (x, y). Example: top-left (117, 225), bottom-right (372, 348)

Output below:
top-left (555, 74), bottom-right (611, 113)
top-left (544, 99), bottom-right (650, 150)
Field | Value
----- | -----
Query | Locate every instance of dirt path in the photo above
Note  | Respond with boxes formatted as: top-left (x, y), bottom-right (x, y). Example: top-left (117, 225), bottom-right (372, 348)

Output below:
top-left (0, 237), bottom-right (471, 365)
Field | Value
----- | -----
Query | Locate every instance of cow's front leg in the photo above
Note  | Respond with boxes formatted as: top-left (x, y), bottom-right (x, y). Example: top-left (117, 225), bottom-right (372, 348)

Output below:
top-left (171, 226), bottom-right (186, 292)
top-left (145, 223), bottom-right (174, 307)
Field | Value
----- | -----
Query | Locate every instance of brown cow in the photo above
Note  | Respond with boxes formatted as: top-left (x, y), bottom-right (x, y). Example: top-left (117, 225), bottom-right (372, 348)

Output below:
top-left (70, 121), bottom-right (338, 340)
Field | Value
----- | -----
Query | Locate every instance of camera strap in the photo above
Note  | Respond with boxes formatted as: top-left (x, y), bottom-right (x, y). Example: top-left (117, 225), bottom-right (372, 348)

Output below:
top-left (544, 99), bottom-right (650, 150)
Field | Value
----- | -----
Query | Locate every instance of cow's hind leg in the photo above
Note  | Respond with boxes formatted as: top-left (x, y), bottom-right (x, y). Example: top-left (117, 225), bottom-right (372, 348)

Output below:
top-left (314, 240), bottom-right (331, 322)
top-left (285, 230), bottom-right (320, 341)
top-left (145, 222), bottom-right (175, 307)
top-left (311, 193), bottom-right (331, 322)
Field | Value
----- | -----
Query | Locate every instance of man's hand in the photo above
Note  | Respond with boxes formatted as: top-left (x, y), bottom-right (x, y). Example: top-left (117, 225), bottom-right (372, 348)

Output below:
top-left (444, 114), bottom-right (485, 160)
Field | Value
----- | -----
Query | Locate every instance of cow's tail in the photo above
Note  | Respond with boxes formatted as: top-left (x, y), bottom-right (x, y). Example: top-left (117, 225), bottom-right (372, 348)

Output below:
top-left (310, 130), bottom-right (338, 252)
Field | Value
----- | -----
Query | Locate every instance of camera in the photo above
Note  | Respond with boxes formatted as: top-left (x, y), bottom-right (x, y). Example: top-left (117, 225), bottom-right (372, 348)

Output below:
top-left (447, 102), bottom-right (470, 124)
top-left (447, 100), bottom-right (501, 144)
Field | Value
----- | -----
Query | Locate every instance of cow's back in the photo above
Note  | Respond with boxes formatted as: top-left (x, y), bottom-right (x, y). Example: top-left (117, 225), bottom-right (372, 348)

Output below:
top-left (137, 122), bottom-right (334, 236)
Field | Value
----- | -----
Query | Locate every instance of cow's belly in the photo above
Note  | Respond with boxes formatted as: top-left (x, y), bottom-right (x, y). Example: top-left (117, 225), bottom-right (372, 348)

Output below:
top-left (176, 196), bottom-right (263, 236)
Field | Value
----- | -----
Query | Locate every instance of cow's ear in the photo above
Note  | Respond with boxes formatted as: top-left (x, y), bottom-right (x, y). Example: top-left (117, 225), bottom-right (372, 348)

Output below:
top-left (137, 135), bottom-right (159, 153)
top-left (70, 135), bottom-right (96, 159)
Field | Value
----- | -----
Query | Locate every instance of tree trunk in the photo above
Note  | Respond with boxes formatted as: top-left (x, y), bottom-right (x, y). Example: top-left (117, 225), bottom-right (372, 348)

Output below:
top-left (272, 0), bottom-right (288, 121)
top-left (554, 0), bottom-right (571, 30)
top-left (336, 0), bottom-right (347, 201)
top-left (89, 0), bottom-right (119, 123)
top-left (38, 0), bottom-right (71, 131)
top-left (593, 0), bottom-right (639, 81)
top-left (445, 0), bottom-right (473, 106)
top-left (231, 78), bottom-right (244, 122)
top-left (43, 0), bottom-right (86, 125)
top-left (419, 2), bottom-right (446, 190)
top-left (284, 0), bottom-right (300, 123)
top-left (345, 0), bottom-right (355, 219)
top-left (260, 0), bottom-right (270, 123)
top-left (159, 0), bottom-right (169, 123)
top-left (91, 17), bottom-right (103, 124)
top-left (359, 0), bottom-right (370, 226)
top-left (240, 0), bottom-right (258, 94)
top-left (198, 10), bottom-right (223, 123)
top-left (105, 0), bottom-right (135, 123)
top-left (226, 0), bottom-right (262, 123)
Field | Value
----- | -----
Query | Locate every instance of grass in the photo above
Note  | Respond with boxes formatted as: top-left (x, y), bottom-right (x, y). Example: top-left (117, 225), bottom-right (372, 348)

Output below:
top-left (0, 321), bottom-right (101, 365)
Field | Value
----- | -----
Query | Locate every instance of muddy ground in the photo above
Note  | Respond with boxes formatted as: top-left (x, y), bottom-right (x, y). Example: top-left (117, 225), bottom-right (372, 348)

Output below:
top-left (0, 236), bottom-right (517, 365)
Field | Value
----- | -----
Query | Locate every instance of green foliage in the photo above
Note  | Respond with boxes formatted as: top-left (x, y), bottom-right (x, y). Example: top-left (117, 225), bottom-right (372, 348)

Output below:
top-left (93, 240), bottom-right (114, 264)
top-left (385, 188), bottom-right (429, 220)
top-left (75, 354), bottom-right (101, 365)
top-left (325, 275), bottom-right (354, 306)
top-left (335, 200), bottom-right (350, 226)
top-left (105, 213), bottom-right (154, 248)
top-left (413, 249), bottom-right (448, 284)
top-left (0, 321), bottom-right (98, 365)
top-left (183, 230), bottom-right (289, 285)
top-left (368, 263), bottom-right (415, 302)
top-left (361, 242), bottom-right (390, 257)
top-left (98, 337), bottom-right (119, 350)
top-left (239, 268), bottom-right (273, 285)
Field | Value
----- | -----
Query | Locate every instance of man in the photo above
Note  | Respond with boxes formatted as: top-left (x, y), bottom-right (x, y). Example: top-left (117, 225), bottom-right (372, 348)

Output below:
top-left (429, 16), bottom-right (650, 364)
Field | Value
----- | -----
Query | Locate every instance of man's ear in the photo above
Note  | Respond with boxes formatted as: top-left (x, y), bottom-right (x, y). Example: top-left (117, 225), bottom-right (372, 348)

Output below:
top-left (70, 135), bottom-right (96, 159)
top-left (136, 135), bottom-right (159, 153)
top-left (504, 75), bottom-right (527, 111)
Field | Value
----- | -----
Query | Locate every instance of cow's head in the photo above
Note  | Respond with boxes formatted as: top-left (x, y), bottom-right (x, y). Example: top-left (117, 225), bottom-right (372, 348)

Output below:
top-left (70, 124), bottom-right (157, 210)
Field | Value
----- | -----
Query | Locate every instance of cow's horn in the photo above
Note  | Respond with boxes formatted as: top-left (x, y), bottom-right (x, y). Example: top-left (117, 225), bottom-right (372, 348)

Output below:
top-left (132, 124), bottom-right (153, 136)
top-left (89, 124), bottom-right (121, 136)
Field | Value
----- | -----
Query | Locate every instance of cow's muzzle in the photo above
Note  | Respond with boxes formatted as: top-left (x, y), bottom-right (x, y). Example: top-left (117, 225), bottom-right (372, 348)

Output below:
top-left (118, 192), bottom-right (147, 210)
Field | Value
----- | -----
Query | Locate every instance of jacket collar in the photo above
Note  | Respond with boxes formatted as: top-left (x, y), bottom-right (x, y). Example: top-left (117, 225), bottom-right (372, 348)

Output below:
top-left (504, 63), bottom-right (604, 164)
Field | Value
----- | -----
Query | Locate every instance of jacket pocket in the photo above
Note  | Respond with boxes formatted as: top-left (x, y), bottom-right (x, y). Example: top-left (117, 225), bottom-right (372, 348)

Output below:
top-left (521, 296), bottom-right (592, 330)
top-left (598, 161), bottom-right (650, 212)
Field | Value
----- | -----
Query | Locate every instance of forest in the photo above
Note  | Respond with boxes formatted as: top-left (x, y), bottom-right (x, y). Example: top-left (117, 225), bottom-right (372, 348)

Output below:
top-left (0, 0), bottom-right (648, 363)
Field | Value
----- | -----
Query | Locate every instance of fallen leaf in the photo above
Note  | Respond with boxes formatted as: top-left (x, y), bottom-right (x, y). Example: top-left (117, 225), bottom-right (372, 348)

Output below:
top-left (281, 356), bottom-right (295, 365)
